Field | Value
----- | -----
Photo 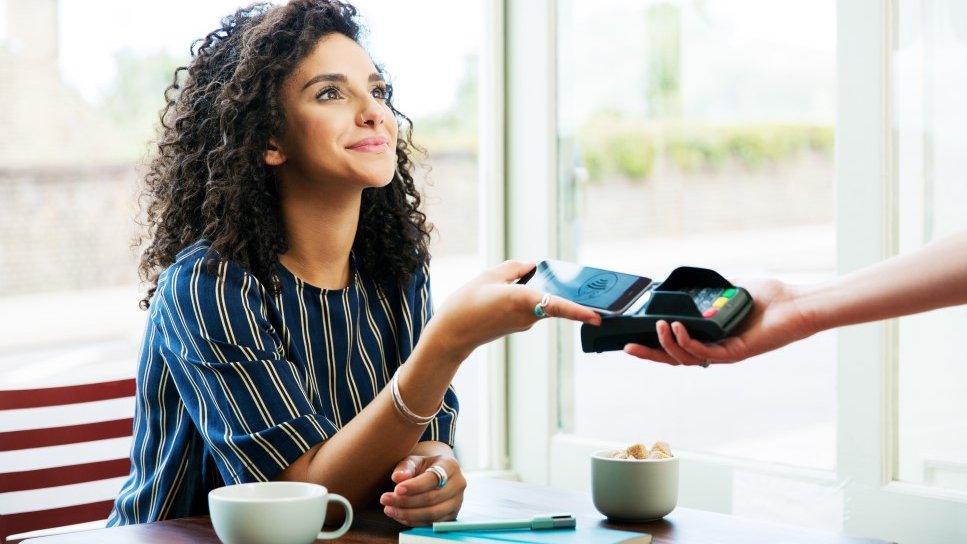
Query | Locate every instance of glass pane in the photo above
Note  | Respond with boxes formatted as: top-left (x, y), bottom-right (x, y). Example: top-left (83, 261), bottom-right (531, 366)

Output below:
top-left (557, 0), bottom-right (837, 469)
top-left (0, 0), bottom-right (488, 470)
top-left (895, 0), bottom-right (967, 492)
top-left (356, 0), bottom-right (488, 471)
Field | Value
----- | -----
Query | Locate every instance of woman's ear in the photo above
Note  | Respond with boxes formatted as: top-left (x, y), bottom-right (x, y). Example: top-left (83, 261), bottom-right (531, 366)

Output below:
top-left (264, 137), bottom-right (287, 166)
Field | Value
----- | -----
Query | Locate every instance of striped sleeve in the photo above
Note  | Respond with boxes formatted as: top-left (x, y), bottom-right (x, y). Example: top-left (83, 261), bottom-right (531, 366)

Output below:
top-left (153, 255), bottom-right (337, 484)
top-left (409, 262), bottom-right (459, 447)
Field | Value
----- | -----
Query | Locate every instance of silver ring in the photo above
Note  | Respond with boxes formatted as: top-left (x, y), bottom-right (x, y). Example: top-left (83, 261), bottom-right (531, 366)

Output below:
top-left (700, 360), bottom-right (711, 368)
top-left (426, 465), bottom-right (448, 489)
top-left (534, 293), bottom-right (551, 319)
top-left (533, 293), bottom-right (552, 318)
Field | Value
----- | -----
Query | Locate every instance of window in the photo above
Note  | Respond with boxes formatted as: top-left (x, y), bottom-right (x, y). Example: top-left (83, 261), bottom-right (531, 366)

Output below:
top-left (557, 0), bottom-right (838, 470)
top-left (894, 0), bottom-right (967, 493)
top-left (0, 0), bottom-right (492, 474)
top-left (506, 0), bottom-right (967, 539)
top-left (354, 0), bottom-right (492, 471)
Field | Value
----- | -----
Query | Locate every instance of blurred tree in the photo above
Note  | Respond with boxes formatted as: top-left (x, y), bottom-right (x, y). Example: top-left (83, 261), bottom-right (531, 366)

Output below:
top-left (97, 49), bottom-right (184, 160)
top-left (412, 53), bottom-right (478, 153)
top-left (644, 2), bottom-right (682, 119)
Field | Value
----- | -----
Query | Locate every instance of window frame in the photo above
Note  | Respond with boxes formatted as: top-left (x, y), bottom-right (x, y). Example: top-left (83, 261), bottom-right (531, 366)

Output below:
top-left (501, 0), bottom-right (967, 541)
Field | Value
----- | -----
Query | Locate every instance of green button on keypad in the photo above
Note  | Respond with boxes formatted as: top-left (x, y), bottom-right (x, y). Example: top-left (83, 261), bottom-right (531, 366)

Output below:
top-left (723, 288), bottom-right (737, 298)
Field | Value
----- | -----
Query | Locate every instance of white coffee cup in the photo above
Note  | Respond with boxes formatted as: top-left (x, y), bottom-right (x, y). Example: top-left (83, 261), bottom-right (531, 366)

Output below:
top-left (208, 481), bottom-right (353, 544)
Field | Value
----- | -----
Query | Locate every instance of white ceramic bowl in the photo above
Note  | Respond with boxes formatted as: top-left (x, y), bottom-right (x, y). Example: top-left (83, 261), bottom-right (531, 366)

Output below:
top-left (591, 450), bottom-right (679, 522)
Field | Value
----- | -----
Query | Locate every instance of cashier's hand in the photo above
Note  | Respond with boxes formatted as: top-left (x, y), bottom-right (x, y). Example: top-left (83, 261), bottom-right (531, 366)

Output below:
top-left (623, 279), bottom-right (817, 366)
top-left (381, 452), bottom-right (466, 526)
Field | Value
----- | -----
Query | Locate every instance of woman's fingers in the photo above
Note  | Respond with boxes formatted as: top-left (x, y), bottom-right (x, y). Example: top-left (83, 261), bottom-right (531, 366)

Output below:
top-left (381, 488), bottom-right (444, 510)
top-left (394, 458), bottom-right (459, 496)
top-left (381, 476), bottom-right (466, 509)
top-left (394, 470), bottom-right (442, 497)
top-left (391, 455), bottom-right (421, 484)
top-left (385, 497), bottom-right (461, 526)
top-left (384, 457), bottom-right (465, 526)
top-left (490, 260), bottom-right (537, 282)
top-left (535, 294), bottom-right (601, 326)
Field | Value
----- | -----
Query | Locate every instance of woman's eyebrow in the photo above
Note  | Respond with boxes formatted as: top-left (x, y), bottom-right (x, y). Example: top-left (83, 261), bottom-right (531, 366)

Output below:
top-left (302, 72), bottom-right (385, 91)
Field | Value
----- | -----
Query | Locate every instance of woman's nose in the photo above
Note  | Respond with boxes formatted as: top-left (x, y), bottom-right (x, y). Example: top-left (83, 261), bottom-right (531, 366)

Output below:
top-left (356, 97), bottom-right (386, 128)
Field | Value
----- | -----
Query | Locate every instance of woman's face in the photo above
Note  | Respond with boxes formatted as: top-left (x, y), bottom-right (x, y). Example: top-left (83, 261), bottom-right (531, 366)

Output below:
top-left (268, 33), bottom-right (398, 190)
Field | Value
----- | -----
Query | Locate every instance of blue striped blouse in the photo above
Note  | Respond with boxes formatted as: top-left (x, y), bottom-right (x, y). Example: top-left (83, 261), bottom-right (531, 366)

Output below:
top-left (108, 240), bottom-right (458, 525)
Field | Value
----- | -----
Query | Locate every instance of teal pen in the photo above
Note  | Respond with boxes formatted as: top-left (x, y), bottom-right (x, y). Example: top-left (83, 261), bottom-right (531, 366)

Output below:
top-left (432, 514), bottom-right (577, 533)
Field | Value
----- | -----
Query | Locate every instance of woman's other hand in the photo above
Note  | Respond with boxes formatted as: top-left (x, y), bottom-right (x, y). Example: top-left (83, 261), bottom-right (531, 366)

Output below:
top-left (380, 452), bottom-right (466, 526)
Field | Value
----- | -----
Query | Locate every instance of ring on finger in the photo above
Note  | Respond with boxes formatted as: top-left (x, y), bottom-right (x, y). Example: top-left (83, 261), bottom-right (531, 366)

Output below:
top-left (700, 359), bottom-right (712, 368)
top-left (533, 293), bottom-right (552, 318)
top-left (426, 465), bottom-right (448, 489)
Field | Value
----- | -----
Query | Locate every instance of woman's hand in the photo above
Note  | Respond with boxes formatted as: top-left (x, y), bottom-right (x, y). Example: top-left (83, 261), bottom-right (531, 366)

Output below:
top-left (624, 279), bottom-right (818, 366)
top-left (423, 260), bottom-right (602, 361)
top-left (380, 451), bottom-right (466, 526)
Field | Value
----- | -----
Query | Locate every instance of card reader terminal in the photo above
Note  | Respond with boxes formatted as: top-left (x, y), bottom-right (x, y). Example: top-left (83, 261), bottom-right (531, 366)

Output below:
top-left (581, 266), bottom-right (753, 353)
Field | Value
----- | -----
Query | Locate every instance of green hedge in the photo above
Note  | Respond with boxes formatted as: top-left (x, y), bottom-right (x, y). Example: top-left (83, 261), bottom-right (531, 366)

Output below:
top-left (578, 123), bottom-right (834, 182)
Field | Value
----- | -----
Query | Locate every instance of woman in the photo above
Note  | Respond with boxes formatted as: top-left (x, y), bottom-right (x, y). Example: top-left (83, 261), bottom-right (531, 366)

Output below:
top-left (108, 0), bottom-right (600, 528)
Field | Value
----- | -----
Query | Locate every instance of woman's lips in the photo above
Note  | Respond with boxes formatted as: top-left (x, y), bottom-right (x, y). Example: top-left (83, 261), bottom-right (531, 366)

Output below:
top-left (347, 137), bottom-right (388, 153)
top-left (347, 143), bottom-right (387, 153)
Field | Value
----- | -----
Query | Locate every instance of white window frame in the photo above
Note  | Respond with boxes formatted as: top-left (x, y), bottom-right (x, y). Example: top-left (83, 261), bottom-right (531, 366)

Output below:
top-left (836, 1), bottom-right (967, 542)
top-left (501, 0), bottom-right (967, 541)
top-left (460, 0), bottom-right (511, 477)
top-left (503, 0), bottom-right (562, 485)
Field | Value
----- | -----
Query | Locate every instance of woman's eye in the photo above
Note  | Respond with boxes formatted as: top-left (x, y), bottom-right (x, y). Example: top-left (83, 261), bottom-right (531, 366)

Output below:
top-left (373, 85), bottom-right (392, 102)
top-left (317, 87), bottom-right (342, 101)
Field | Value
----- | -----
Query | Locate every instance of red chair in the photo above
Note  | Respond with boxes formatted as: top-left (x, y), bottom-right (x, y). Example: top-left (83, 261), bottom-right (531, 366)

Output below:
top-left (0, 379), bottom-right (135, 543)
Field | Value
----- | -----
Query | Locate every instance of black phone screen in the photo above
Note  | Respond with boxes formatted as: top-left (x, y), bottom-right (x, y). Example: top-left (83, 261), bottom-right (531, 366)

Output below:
top-left (521, 260), bottom-right (652, 312)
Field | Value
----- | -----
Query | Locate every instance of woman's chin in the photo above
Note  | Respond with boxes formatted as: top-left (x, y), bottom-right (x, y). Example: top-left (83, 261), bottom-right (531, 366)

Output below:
top-left (339, 152), bottom-right (397, 188)
top-left (354, 168), bottom-right (396, 189)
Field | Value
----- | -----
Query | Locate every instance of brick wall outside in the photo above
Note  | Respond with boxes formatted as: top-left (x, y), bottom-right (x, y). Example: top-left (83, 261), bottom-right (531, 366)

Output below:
top-left (0, 152), bottom-right (831, 296)
top-left (0, 164), bottom-right (141, 295)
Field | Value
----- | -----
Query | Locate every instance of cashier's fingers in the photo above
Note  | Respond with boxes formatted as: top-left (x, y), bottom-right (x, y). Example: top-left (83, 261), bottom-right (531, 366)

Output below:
top-left (655, 320), bottom-right (704, 365)
top-left (623, 342), bottom-right (679, 365)
top-left (669, 321), bottom-right (739, 364)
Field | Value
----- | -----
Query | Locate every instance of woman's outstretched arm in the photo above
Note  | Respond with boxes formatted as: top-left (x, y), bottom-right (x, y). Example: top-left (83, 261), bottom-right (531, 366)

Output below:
top-left (279, 260), bottom-right (600, 520)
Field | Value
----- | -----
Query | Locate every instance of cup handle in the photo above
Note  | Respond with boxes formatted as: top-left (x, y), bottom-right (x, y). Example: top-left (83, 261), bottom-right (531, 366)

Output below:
top-left (316, 493), bottom-right (353, 540)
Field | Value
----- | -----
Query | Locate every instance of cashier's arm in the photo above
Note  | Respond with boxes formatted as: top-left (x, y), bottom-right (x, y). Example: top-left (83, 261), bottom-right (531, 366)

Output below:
top-left (625, 230), bottom-right (967, 365)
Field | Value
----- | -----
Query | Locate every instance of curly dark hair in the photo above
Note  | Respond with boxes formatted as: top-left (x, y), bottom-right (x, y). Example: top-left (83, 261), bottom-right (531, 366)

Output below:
top-left (136, 0), bottom-right (430, 309)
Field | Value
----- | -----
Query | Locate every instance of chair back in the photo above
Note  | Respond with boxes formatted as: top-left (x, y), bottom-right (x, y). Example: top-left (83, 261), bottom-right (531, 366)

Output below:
top-left (0, 379), bottom-right (135, 542)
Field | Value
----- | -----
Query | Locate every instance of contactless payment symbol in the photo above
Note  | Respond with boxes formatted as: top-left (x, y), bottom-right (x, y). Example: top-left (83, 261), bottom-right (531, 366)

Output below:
top-left (578, 272), bottom-right (618, 299)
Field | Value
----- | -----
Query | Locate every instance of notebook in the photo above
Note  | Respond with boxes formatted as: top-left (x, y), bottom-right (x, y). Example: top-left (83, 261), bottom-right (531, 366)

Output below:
top-left (399, 526), bottom-right (652, 543)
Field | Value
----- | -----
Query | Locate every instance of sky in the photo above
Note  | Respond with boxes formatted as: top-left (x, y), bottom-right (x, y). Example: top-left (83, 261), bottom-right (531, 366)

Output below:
top-left (47, 0), bottom-right (482, 118)
top-left (0, 0), bottom-right (836, 122)
top-left (565, 0), bottom-right (836, 123)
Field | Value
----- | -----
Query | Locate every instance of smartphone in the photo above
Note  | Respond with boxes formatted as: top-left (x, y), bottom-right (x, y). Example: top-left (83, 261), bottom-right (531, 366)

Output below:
top-left (518, 260), bottom-right (653, 315)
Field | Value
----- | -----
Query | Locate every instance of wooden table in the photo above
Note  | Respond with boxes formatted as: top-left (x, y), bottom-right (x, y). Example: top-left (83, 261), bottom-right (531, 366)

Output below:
top-left (23, 478), bottom-right (889, 543)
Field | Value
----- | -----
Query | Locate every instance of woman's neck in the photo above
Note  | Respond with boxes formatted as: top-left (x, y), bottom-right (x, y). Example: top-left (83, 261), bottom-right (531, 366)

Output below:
top-left (277, 176), bottom-right (362, 290)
